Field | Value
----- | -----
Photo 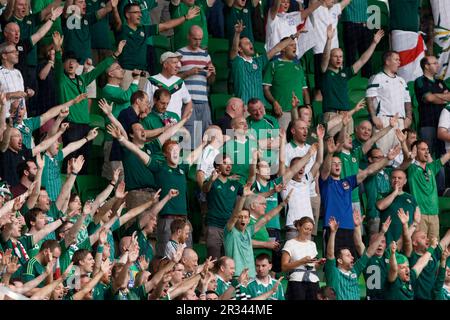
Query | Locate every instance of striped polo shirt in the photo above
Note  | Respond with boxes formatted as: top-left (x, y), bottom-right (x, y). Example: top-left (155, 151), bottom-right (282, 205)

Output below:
top-left (341, 0), bottom-right (368, 23)
top-left (0, 66), bottom-right (25, 118)
top-left (177, 47), bottom-right (211, 104)
top-left (42, 150), bottom-right (64, 202)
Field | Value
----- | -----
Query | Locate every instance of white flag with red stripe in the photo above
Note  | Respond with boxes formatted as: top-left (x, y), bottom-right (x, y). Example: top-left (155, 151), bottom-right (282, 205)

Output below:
top-left (430, 0), bottom-right (450, 80)
top-left (391, 30), bottom-right (426, 83)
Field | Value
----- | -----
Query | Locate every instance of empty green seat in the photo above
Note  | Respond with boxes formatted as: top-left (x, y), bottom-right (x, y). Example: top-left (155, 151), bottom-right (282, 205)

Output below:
top-left (75, 175), bottom-right (109, 203)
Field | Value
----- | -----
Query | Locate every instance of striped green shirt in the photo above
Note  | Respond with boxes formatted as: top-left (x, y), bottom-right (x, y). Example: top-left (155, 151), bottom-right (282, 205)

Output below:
top-left (342, 0), bottom-right (368, 23)
top-left (42, 150), bottom-right (64, 202)
top-left (14, 117), bottom-right (41, 150)
top-left (325, 254), bottom-right (369, 300)
top-left (231, 54), bottom-right (269, 106)
top-left (246, 276), bottom-right (285, 300)
top-left (22, 257), bottom-right (46, 287)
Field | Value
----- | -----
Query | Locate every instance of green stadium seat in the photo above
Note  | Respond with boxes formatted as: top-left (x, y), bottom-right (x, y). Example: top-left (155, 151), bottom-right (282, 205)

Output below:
top-left (75, 175), bottom-right (109, 203)
top-left (254, 41), bottom-right (266, 56)
top-left (153, 35), bottom-right (173, 73)
top-left (300, 50), bottom-right (315, 75)
top-left (407, 81), bottom-right (420, 131)
top-left (210, 67), bottom-right (229, 94)
top-left (312, 100), bottom-right (323, 125)
top-left (210, 93), bottom-right (232, 121)
top-left (439, 197), bottom-right (450, 230)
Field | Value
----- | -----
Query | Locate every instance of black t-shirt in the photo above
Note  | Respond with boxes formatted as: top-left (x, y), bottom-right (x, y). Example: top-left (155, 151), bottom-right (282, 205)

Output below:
top-left (414, 75), bottom-right (449, 127)
top-left (0, 148), bottom-right (32, 187)
top-left (16, 38), bottom-right (34, 79)
top-left (109, 107), bottom-right (139, 161)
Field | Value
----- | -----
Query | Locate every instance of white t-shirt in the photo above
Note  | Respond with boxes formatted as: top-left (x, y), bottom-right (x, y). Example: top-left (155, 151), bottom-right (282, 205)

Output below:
top-left (144, 74), bottom-right (192, 117)
top-left (197, 144), bottom-right (221, 180)
top-left (265, 11), bottom-right (303, 52)
top-left (0, 67), bottom-right (25, 118)
top-left (366, 72), bottom-right (411, 117)
top-left (285, 141), bottom-right (317, 196)
top-left (311, 4), bottom-right (341, 54)
top-left (281, 174), bottom-right (314, 227)
top-left (282, 239), bottom-right (319, 282)
top-left (439, 108), bottom-right (450, 152)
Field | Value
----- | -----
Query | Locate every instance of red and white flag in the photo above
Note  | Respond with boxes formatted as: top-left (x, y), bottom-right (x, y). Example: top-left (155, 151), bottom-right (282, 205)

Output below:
top-left (391, 30), bottom-right (426, 83)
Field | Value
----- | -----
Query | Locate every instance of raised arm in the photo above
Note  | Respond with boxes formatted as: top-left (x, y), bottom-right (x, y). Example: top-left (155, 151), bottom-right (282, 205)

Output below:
top-left (361, 115), bottom-right (397, 154)
top-left (159, 6), bottom-right (200, 32)
top-left (388, 241), bottom-right (398, 283)
top-left (267, 35), bottom-right (296, 61)
top-left (32, 125), bottom-right (66, 156)
top-left (357, 146), bottom-right (400, 184)
top-left (269, 0), bottom-right (281, 20)
top-left (40, 94), bottom-right (87, 125)
top-left (326, 217), bottom-right (339, 259)
top-left (95, 0), bottom-right (115, 20)
top-left (30, 263), bottom-right (73, 300)
top-left (376, 184), bottom-right (400, 211)
top-left (366, 217), bottom-right (391, 257)
top-left (55, 156), bottom-right (84, 211)
top-left (352, 30), bottom-right (384, 74)
top-left (107, 124), bottom-right (150, 165)
top-left (353, 209), bottom-right (365, 257)
top-left (62, 127), bottom-right (98, 158)
top-left (230, 20), bottom-right (245, 60)
top-left (340, 0), bottom-right (352, 10)
top-left (321, 25), bottom-right (334, 73)
top-left (225, 188), bottom-right (250, 232)
top-left (397, 208), bottom-right (413, 257)
top-left (310, 125), bottom-right (325, 177)
top-left (31, 7), bottom-right (63, 46)
top-left (72, 268), bottom-right (105, 300)
top-left (98, 99), bottom-right (128, 138)
top-left (282, 145), bottom-right (316, 184)
top-left (320, 137), bottom-right (339, 180)
top-left (119, 191), bottom-right (161, 226)
top-left (254, 190), bottom-right (291, 233)
top-left (412, 238), bottom-right (437, 277)
top-left (300, 0), bottom-right (322, 20)
top-left (440, 149), bottom-right (450, 166)
top-left (251, 277), bottom-right (284, 300)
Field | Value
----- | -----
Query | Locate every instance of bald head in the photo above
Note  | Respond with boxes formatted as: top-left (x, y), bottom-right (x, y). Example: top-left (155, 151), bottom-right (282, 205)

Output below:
top-left (3, 22), bottom-right (20, 45)
top-left (291, 119), bottom-right (309, 143)
top-left (355, 120), bottom-right (373, 142)
top-left (188, 25), bottom-right (203, 50)
top-left (181, 248), bottom-right (198, 273)
top-left (226, 97), bottom-right (244, 118)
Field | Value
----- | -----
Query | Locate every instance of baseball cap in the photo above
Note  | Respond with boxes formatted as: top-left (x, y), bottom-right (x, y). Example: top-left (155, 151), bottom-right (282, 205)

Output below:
top-left (160, 51), bottom-right (182, 64)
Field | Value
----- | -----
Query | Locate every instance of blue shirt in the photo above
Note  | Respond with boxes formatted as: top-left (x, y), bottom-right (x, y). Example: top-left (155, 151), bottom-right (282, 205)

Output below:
top-left (319, 175), bottom-right (358, 230)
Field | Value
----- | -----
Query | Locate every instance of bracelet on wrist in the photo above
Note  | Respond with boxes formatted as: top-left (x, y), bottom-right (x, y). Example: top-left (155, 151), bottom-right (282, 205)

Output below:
top-left (184, 14), bottom-right (187, 20)
top-left (84, 137), bottom-right (89, 143)
top-left (72, 171), bottom-right (78, 176)
top-left (110, 182), bottom-right (116, 188)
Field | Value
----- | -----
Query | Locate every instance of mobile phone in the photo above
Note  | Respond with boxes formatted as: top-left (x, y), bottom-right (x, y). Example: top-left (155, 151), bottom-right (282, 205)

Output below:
top-left (203, 66), bottom-right (209, 70)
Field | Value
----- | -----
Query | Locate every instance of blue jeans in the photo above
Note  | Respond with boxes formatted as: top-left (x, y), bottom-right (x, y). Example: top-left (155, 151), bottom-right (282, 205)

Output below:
top-left (420, 126), bottom-right (446, 194)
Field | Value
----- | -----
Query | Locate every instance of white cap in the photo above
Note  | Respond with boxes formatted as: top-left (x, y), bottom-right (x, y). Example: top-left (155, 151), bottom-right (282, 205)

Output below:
top-left (160, 51), bottom-right (182, 64)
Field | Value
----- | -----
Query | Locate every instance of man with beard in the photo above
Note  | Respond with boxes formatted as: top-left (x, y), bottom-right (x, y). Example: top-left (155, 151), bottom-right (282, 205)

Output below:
top-left (11, 160), bottom-right (38, 197)
top-left (164, 218), bottom-right (190, 260)
top-left (203, 154), bottom-right (243, 258)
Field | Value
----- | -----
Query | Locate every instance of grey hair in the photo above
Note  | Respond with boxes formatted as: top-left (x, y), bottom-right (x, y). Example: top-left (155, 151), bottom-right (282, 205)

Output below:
top-left (244, 194), bottom-right (260, 211)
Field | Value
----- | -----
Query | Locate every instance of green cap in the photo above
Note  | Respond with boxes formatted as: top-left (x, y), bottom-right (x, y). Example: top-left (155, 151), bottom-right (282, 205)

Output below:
top-left (396, 253), bottom-right (409, 265)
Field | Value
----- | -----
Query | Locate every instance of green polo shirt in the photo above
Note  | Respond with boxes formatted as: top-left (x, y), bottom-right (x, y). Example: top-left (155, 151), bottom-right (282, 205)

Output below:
top-left (87, 219), bottom-right (120, 261)
top-left (325, 253), bottom-right (369, 300)
top-left (388, 0), bottom-right (420, 32)
top-left (246, 277), bottom-right (285, 300)
top-left (338, 148), bottom-right (364, 203)
top-left (106, 284), bottom-right (147, 300)
top-left (14, 117), bottom-right (41, 150)
top-left (122, 140), bottom-right (160, 191)
top-left (206, 178), bottom-right (242, 229)
top-left (170, 0), bottom-right (209, 50)
top-left (386, 269), bottom-right (417, 300)
top-left (262, 59), bottom-right (307, 111)
top-left (62, 13), bottom-right (98, 63)
top-left (249, 215), bottom-right (271, 259)
top-left (137, 229), bottom-right (154, 264)
top-left (251, 176), bottom-right (282, 230)
top-left (87, 0), bottom-right (113, 50)
top-left (42, 150), bottom-right (64, 202)
top-left (10, 13), bottom-right (39, 66)
top-left (247, 115), bottom-right (279, 163)
top-left (322, 66), bottom-right (356, 112)
top-left (409, 246), bottom-right (442, 300)
top-left (341, 0), bottom-right (368, 23)
top-left (93, 282), bottom-right (111, 300)
top-left (379, 192), bottom-right (417, 244)
top-left (117, 23), bottom-right (159, 70)
top-left (223, 136), bottom-right (258, 185)
top-left (22, 257), bottom-right (46, 287)
top-left (407, 160), bottom-right (442, 215)
top-left (59, 238), bottom-right (92, 276)
top-left (364, 168), bottom-right (392, 219)
top-left (119, 0), bottom-right (157, 45)
top-left (0, 235), bottom-right (34, 277)
top-left (216, 275), bottom-right (230, 296)
top-left (224, 3), bottom-right (254, 43)
top-left (101, 83), bottom-right (139, 141)
top-left (146, 158), bottom-right (189, 215)
top-left (363, 250), bottom-right (391, 300)
top-left (55, 52), bottom-right (115, 124)
top-left (352, 138), bottom-right (371, 169)
top-left (231, 54), bottom-right (269, 107)
top-left (141, 110), bottom-right (180, 130)
top-left (224, 225), bottom-right (256, 278)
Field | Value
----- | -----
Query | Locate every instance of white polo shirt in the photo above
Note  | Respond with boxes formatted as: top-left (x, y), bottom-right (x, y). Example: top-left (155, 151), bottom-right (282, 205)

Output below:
top-left (265, 11), bottom-right (303, 52)
top-left (281, 174), bottom-right (314, 228)
top-left (366, 72), bottom-right (411, 118)
top-left (311, 4), bottom-right (341, 54)
top-left (438, 108), bottom-right (450, 152)
top-left (285, 141), bottom-right (317, 196)
top-left (144, 74), bottom-right (192, 117)
top-left (0, 66), bottom-right (25, 118)
top-left (197, 144), bottom-right (221, 180)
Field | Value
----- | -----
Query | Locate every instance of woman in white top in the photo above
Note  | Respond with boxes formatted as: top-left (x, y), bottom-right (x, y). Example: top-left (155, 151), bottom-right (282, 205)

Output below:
top-left (281, 217), bottom-right (326, 300)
